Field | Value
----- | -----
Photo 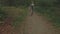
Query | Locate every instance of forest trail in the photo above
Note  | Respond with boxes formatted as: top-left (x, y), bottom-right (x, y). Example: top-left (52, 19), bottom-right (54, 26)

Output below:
top-left (20, 12), bottom-right (60, 34)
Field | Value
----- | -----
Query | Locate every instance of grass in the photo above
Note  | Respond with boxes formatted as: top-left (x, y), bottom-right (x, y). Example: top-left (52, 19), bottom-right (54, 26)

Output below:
top-left (2, 6), bottom-right (28, 27)
top-left (0, 6), bottom-right (28, 34)
top-left (35, 6), bottom-right (60, 28)
top-left (12, 7), bottom-right (28, 28)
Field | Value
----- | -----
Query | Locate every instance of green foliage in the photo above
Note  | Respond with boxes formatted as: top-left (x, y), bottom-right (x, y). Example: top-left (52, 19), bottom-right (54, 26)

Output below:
top-left (35, 6), bottom-right (60, 27)
top-left (12, 7), bottom-right (28, 28)
top-left (33, 0), bottom-right (60, 27)
top-left (0, 8), bottom-right (8, 21)
top-left (0, 0), bottom-right (32, 7)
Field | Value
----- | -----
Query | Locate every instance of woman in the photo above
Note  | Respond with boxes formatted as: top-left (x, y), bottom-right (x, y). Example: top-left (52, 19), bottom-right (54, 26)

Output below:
top-left (30, 1), bottom-right (34, 16)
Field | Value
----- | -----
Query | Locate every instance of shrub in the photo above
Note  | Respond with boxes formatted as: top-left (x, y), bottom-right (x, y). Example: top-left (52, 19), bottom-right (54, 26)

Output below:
top-left (0, 8), bottom-right (8, 21)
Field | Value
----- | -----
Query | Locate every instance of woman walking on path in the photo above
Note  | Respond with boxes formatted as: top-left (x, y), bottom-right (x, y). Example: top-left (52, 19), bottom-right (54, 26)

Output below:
top-left (29, 1), bottom-right (34, 16)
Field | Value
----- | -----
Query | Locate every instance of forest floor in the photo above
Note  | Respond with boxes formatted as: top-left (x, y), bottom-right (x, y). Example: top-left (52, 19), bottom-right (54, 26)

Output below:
top-left (0, 9), bottom-right (60, 34)
top-left (20, 12), bottom-right (60, 34)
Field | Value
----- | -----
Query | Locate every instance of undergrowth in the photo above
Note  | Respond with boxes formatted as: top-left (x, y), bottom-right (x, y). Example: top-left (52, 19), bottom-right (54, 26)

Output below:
top-left (2, 6), bottom-right (28, 28)
top-left (35, 6), bottom-right (60, 28)
top-left (13, 8), bottom-right (27, 28)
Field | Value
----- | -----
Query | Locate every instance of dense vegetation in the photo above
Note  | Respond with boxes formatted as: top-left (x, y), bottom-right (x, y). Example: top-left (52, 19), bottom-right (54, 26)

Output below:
top-left (0, 0), bottom-right (28, 27)
top-left (34, 0), bottom-right (60, 27)
top-left (0, 0), bottom-right (60, 27)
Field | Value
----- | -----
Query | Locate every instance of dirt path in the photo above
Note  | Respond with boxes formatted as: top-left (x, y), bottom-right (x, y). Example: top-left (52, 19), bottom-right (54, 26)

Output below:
top-left (20, 12), bottom-right (60, 34)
